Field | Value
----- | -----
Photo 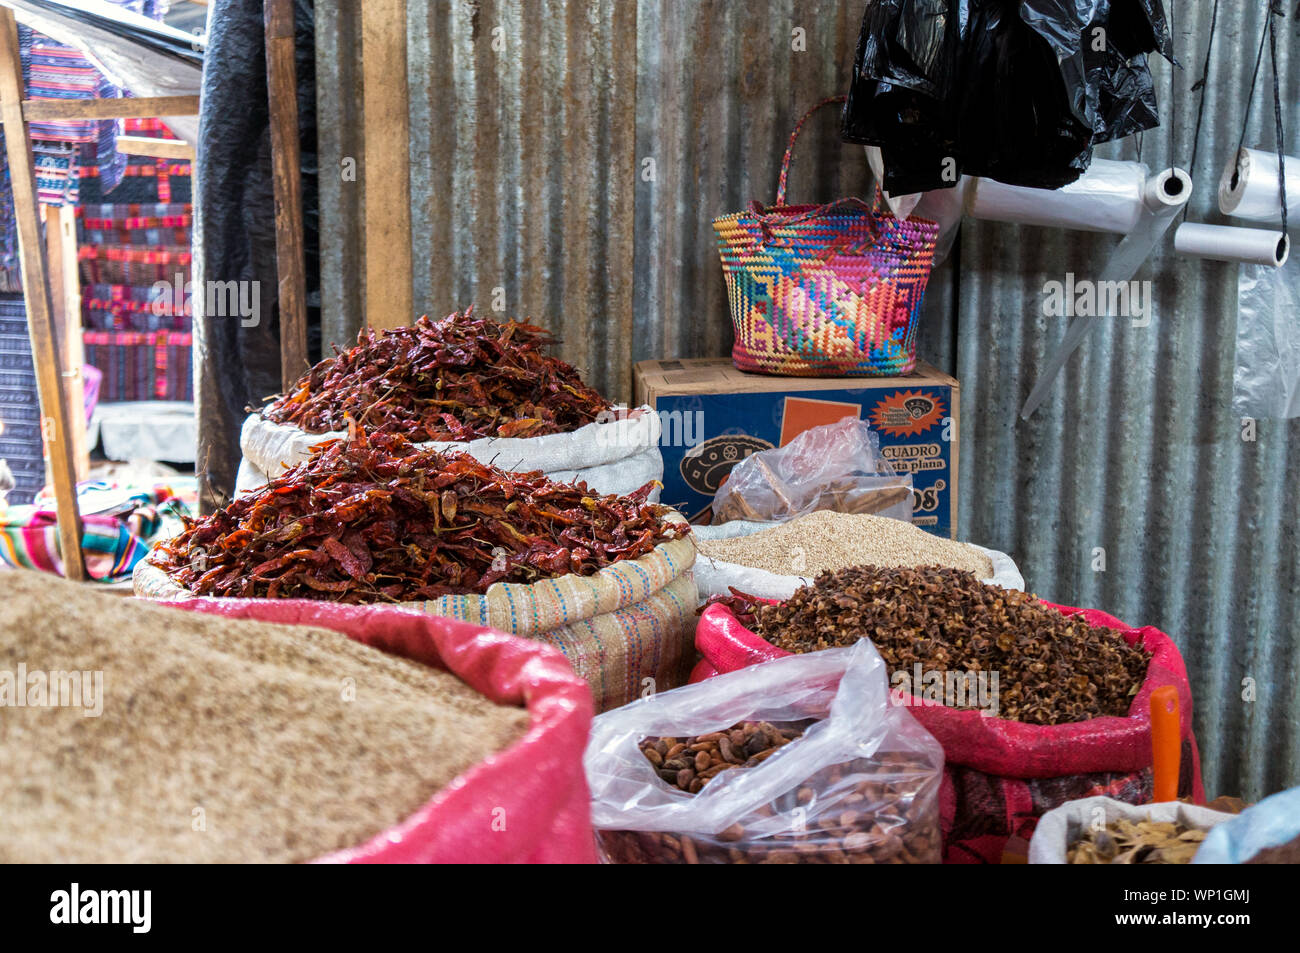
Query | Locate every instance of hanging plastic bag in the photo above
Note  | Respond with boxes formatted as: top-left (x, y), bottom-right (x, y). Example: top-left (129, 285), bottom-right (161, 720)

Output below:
top-left (710, 416), bottom-right (912, 524)
top-left (586, 640), bottom-right (944, 863)
top-left (1233, 260), bottom-right (1300, 419)
top-left (841, 0), bottom-right (1173, 194)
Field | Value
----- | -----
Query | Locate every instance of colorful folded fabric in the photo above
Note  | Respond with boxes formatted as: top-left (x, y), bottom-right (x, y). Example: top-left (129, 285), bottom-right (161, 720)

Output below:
top-left (0, 480), bottom-right (194, 582)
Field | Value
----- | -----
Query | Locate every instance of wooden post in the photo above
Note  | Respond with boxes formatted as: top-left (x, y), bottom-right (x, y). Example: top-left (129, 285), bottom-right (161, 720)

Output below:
top-left (43, 204), bottom-right (88, 481)
top-left (0, 8), bottom-right (85, 579)
top-left (361, 0), bottom-right (412, 330)
top-left (265, 0), bottom-right (309, 388)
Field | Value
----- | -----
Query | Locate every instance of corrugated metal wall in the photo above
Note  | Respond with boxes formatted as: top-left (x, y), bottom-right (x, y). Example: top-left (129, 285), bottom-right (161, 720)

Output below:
top-left (314, 0), bottom-right (1297, 800)
top-left (956, 1), bottom-right (1300, 802)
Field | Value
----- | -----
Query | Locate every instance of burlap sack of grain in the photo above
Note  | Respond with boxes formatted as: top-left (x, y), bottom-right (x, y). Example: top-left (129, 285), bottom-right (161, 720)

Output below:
top-left (162, 596), bottom-right (597, 862)
top-left (238, 406), bottom-right (664, 500)
top-left (135, 528), bottom-right (697, 714)
top-left (690, 600), bottom-right (1204, 864)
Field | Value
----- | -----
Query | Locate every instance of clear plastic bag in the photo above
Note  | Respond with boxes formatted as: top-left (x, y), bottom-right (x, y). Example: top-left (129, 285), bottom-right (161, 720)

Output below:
top-left (710, 417), bottom-right (912, 524)
top-left (585, 641), bottom-right (944, 864)
top-left (1233, 261), bottom-right (1300, 419)
top-left (1192, 786), bottom-right (1300, 864)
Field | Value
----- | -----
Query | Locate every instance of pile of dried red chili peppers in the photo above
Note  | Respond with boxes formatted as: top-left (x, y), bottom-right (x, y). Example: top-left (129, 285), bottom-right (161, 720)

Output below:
top-left (149, 429), bottom-right (687, 602)
top-left (262, 308), bottom-right (612, 441)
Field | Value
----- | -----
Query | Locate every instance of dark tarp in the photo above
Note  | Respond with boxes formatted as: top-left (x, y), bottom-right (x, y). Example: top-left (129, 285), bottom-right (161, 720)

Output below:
top-left (194, 0), bottom-right (318, 512)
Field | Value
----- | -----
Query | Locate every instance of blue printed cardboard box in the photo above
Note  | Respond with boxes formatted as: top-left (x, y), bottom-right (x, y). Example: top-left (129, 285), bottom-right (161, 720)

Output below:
top-left (633, 358), bottom-right (959, 537)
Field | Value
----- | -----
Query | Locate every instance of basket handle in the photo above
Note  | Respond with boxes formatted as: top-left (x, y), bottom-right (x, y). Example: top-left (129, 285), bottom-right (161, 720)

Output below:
top-left (776, 94), bottom-right (848, 207)
top-left (748, 193), bottom-right (884, 254)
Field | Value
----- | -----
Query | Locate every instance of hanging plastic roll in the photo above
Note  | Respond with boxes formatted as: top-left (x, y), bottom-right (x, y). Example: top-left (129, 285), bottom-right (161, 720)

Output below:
top-left (1019, 167), bottom-right (1193, 420)
top-left (1174, 224), bottom-right (1289, 268)
top-left (1219, 148), bottom-right (1300, 223)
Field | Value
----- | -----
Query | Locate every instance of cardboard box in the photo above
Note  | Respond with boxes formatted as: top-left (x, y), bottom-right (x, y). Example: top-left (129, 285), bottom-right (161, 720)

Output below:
top-left (634, 358), bottom-right (959, 536)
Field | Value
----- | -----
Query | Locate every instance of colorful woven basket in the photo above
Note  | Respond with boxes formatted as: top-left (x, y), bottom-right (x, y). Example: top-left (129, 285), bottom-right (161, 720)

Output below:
top-left (714, 95), bottom-right (940, 376)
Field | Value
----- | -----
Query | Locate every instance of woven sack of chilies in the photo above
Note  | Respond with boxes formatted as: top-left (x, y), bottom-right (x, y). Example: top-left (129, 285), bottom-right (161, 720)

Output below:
top-left (691, 591), bottom-right (1203, 864)
top-left (135, 430), bottom-right (697, 713)
top-left (163, 597), bottom-right (597, 862)
top-left (239, 309), bottom-right (663, 499)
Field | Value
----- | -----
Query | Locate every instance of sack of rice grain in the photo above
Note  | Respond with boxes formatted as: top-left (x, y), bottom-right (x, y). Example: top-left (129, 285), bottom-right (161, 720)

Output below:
top-left (691, 512), bottom-right (1024, 600)
top-left (0, 570), bottom-right (596, 863)
top-left (136, 430), bottom-right (697, 713)
top-left (692, 570), bottom-right (1203, 864)
top-left (239, 310), bottom-right (663, 498)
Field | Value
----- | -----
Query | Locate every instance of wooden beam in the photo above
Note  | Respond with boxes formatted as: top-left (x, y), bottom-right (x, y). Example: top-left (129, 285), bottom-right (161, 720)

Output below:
top-left (0, 9), bottom-right (85, 580)
top-left (265, 0), bottom-right (309, 387)
top-left (17, 95), bottom-right (200, 122)
top-left (43, 204), bottom-right (88, 481)
top-left (116, 135), bottom-right (195, 160)
top-left (361, 0), bottom-right (412, 330)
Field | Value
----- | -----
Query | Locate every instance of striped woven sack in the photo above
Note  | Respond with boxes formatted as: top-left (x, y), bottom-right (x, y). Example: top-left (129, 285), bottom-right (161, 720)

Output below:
top-left (714, 95), bottom-right (940, 376)
top-left (132, 522), bottom-right (697, 714)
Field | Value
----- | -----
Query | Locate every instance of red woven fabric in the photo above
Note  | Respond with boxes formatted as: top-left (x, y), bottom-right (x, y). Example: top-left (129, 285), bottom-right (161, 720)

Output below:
top-left (160, 597), bottom-right (597, 864)
top-left (693, 598), bottom-right (1204, 862)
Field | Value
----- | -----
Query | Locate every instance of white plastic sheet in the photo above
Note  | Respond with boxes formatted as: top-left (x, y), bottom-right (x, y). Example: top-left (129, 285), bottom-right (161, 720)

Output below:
top-left (1233, 259), bottom-right (1300, 419)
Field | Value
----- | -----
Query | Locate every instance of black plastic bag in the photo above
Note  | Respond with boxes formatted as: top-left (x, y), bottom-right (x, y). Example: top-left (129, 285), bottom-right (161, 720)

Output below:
top-left (842, 0), bottom-right (1174, 194)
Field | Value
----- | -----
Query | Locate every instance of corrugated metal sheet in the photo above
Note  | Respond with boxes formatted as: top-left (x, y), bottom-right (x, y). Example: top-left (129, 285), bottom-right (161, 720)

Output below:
top-left (313, 0), bottom-right (1297, 800)
top-left (956, 1), bottom-right (1299, 801)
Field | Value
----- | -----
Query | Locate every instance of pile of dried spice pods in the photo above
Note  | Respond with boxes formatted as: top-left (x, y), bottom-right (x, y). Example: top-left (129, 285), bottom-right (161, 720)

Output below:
top-left (148, 429), bottom-right (688, 602)
top-left (722, 566), bottom-right (1150, 725)
top-left (262, 308), bottom-right (612, 441)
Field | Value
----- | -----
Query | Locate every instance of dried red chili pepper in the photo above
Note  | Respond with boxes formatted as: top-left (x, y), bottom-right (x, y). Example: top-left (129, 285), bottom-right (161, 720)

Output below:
top-left (148, 428), bottom-right (688, 603)
top-left (262, 307), bottom-right (613, 441)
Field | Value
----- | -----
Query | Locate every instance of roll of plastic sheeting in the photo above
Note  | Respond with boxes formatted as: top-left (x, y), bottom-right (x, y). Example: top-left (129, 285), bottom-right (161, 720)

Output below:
top-left (1020, 168), bottom-right (1193, 419)
top-left (1218, 147), bottom-right (1300, 223)
top-left (1174, 223), bottom-right (1289, 267)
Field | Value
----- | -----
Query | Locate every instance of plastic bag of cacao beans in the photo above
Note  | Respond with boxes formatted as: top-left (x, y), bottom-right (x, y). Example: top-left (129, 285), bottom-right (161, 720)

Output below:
top-left (584, 640), bottom-right (944, 863)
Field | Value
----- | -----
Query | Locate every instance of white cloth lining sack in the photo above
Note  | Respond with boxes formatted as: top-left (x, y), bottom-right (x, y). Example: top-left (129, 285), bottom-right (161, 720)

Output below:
top-left (1027, 796), bottom-right (1238, 865)
top-left (688, 519), bottom-right (1024, 600)
top-left (236, 405), bottom-right (664, 500)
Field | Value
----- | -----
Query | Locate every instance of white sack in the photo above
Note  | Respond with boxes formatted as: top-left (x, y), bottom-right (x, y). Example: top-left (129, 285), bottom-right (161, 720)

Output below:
top-left (1027, 796), bottom-right (1237, 865)
top-left (689, 520), bottom-right (1023, 600)
top-left (238, 405), bottom-right (663, 499)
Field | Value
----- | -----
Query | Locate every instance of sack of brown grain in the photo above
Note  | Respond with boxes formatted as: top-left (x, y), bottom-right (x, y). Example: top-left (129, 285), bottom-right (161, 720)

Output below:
top-left (0, 570), bottom-right (595, 863)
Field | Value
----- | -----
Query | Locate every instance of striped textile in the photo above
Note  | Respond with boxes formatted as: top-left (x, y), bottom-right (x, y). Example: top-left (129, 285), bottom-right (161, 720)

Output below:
top-left (1, 481), bottom-right (193, 582)
top-left (78, 244), bottom-right (191, 286)
top-left (83, 282), bottom-right (191, 332)
top-left (82, 330), bottom-right (193, 401)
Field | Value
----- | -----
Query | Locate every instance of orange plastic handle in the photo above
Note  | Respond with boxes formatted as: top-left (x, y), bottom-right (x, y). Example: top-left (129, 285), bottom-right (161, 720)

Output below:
top-left (1150, 685), bottom-right (1181, 802)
